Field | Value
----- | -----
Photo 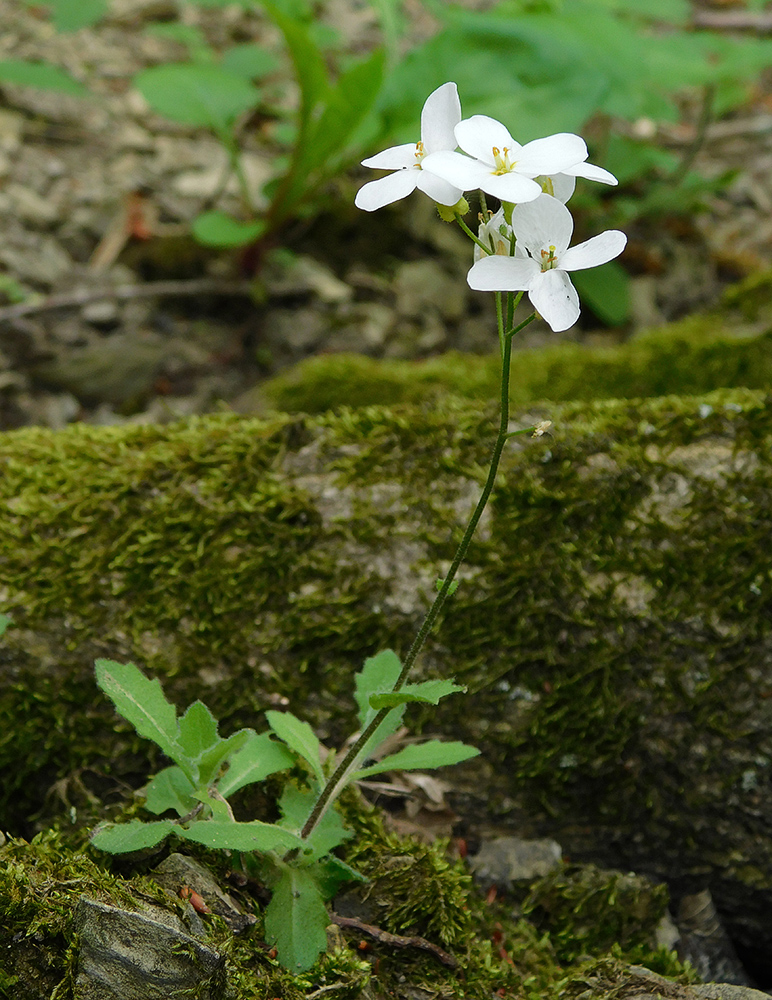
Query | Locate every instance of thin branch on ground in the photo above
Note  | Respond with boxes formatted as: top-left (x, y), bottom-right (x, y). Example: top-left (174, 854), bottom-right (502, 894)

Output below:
top-left (0, 277), bottom-right (256, 324)
top-left (330, 913), bottom-right (459, 968)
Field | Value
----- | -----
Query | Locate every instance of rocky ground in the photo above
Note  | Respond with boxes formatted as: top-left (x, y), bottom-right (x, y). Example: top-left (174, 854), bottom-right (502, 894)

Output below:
top-left (1, 0), bottom-right (772, 430)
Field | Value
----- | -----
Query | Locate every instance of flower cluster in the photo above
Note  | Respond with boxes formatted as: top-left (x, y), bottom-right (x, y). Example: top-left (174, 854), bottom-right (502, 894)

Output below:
top-left (355, 82), bottom-right (626, 333)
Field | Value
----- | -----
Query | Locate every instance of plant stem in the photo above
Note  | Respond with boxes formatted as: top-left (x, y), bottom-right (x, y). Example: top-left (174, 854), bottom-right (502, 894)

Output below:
top-left (300, 308), bottom-right (536, 840)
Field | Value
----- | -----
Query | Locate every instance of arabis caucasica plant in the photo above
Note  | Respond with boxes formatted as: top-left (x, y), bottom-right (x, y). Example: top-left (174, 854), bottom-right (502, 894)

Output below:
top-left (90, 81), bottom-right (625, 977)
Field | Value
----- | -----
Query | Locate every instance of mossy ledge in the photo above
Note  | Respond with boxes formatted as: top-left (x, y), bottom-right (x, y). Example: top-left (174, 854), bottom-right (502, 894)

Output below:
top-left (254, 271), bottom-right (772, 415)
top-left (3, 389), bottom-right (772, 966)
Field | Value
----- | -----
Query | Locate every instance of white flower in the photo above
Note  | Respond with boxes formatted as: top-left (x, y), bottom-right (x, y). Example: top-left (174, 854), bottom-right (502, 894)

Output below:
top-left (421, 115), bottom-right (587, 205)
top-left (536, 161), bottom-right (619, 204)
top-left (466, 194), bottom-right (627, 332)
top-left (474, 207), bottom-right (512, 262)
top-left (354, 82), bottom-right (465, 212)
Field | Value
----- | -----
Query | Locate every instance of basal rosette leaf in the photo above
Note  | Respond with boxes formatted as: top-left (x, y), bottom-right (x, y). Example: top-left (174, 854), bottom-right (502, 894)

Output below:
top-left (198, 727), bottom-right (255, 788)
top-left (0, 60), bottom-right (88, 97)
top-left (217, 731), bottom-right (296, 798)
top-left (144, 766), bottom-right (197, 817)
top-left (264, 865), bottom-right (329, 972)
top-left (266, 711), bottom-right (325, 787)
top-left (176, 819), bottom-right (301, 853)
top-left (91, 819), bottom-right (175, 853)
top-left (177, 700), bottom-right (219, 760)
top-left (278, 785), bottom-right (351, 860)
top-left (94, 659), bottom-right (188, 775)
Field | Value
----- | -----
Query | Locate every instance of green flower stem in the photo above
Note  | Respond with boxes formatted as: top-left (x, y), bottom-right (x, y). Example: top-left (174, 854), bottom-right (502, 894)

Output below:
top-left (300, 307), bottom-right (536, 840)
top-left (454, 213), bottom-right (490, 254)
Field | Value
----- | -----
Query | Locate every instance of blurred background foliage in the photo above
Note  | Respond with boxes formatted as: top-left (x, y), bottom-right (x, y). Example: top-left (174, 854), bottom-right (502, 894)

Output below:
top-left (6, 0), bottom-right (772, 327)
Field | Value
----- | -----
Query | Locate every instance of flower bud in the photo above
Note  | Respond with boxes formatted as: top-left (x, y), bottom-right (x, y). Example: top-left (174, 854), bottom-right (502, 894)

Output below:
top-left (436, 196), bottom-right (470, 222)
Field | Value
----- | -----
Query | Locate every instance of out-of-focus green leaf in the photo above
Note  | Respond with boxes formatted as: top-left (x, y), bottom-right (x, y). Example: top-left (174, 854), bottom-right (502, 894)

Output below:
top-left (192, 211), bottom-right (266, 248)
top-left (0, 60), bottom-right (88, 96)
top-left (145, 23), bottom-right (213, 63)
top-left (572, 261), bottom-right (630, 327)
top-left (221, 44), bottom-right (280, 80)
top-left (50, 0), bottom-right (107, 31)
top-left (134, 63), bottom-right (259, 129)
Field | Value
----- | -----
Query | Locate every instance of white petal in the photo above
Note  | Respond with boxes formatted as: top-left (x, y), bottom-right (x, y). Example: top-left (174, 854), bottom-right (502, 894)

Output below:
top-left (454, 115), bottom-right (520, 165)
top-left (467, 255), bottom-right (539, 292)
top-left (528, 269), bottom-right (580, 332)
top-left (560, 230), bottom-right (627, 271)
top-left (416, 169), bottom-right (464, 206)
top-left (540, 173), bottom-right (576, 204)
top-left (477, 172), bottom-right (542, 203)
top-left (421, 82), bottom-right (462, 154)
top-left (516, 133), bottom-right (588, 176)
top-left (421, 149), bottom-right (491, 191)
top-left (361, 143), bottom-right (420, 170)
top-left (562, 160), bottom-right (618, 185)
top-left (354, 170), bottom-right (419, 211)
top-left (512, 195), bottom-right (573, 258)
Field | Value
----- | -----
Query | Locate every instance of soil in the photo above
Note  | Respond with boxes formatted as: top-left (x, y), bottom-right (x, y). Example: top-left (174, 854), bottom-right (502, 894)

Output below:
top-left (1, 0), bottom-right (772, 432)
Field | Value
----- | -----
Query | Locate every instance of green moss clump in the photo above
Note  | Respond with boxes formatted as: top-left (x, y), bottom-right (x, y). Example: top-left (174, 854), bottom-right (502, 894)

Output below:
top-left (257, 300), bottom-right (772, 416)
top-left (522, 864), bottom-right (668, 964)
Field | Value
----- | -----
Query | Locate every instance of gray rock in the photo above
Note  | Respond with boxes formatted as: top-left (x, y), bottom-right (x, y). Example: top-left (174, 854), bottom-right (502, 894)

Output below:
top-left (469, 836), bottom-right (563, 890)
top-left (73, 896), bottom-right (225, 1000)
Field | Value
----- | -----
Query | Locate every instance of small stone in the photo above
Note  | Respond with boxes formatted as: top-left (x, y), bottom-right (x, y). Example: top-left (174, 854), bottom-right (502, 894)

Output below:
top-left (469, 836), bottom-right (563, 890)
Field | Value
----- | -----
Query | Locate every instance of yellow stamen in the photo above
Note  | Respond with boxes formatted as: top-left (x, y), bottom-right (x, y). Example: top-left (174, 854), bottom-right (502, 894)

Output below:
top-left (540, 245), bottom-right (559, 270)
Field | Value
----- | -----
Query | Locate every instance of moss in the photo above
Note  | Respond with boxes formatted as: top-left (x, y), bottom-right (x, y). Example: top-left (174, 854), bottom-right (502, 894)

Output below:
top-left (522, 864), bottom-right (669, 964)
top-left (2, 388), bottom-right (772, 928)
top-left (0, 814), bottom-right (693, 1000)
top-left (257, 298), bottom-right (772, 416)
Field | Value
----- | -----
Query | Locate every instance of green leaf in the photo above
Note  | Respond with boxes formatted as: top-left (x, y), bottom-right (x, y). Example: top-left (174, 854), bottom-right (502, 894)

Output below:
top-left (94, 659), bottom-right (186, 771)
top-left (144, 766), bottom-right (197, 817)
top-left (278, 786), bottom-right (351, 858)
top-left (146, 23), bottom-right (213, 63)
top-left (369, 679), bottom-right (466, 710)
top-left (50, 0), bottom-right (107, 31)
top-left (351, 740), bottom-right (480, 780)
top-left (262, 2), bottom-right (328, 126)
top-left (0, 614), bottom-right (11, 638)
top-left (266, 711), bottom-right (325, 787)
top-left (0, 60), bottom-right (88, 97)
top-left (91, 820), bottom-right (175, 853)
top-left (264, 866), bottom-right (329, 972)
top-left (435, 578), bottom-right (459, 596)
top-left (313, 855), bottom-right (367, 900)
top-left (217, 731), bottom-right (296, 798)
top-left (198, 727), bottom-right (254, 787)
top-left (571, 260), bottom-right (630, 326)
top-left (177, 700), bottom-right (219, 760)
top-left (354, 649), bottom-right (401, 728)
top-left (220, 43), bottom-right (280, 81)
top-left (192, 211), bottom-right (266, 248)
top-left (176, 819), bottom-right (301, 853)
top-left (301, 48), bottom-right (385, 172)
top-left (134, 63), bottom-right (259, 129)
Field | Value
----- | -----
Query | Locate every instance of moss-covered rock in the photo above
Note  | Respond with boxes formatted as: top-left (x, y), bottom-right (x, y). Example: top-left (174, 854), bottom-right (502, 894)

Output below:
top-left (2, 387), bottom-right (772, 965)
top-left (254, 273), bottom-right (772, 415)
